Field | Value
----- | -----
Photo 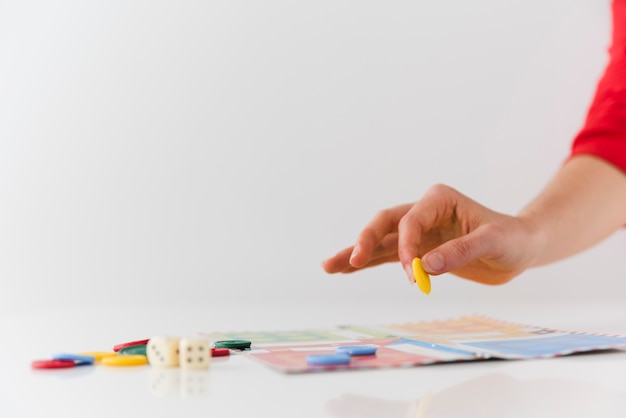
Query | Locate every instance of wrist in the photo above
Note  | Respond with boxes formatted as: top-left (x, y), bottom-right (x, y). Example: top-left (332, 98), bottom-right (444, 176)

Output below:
top-left (516, 210), bottom-right (549, 268)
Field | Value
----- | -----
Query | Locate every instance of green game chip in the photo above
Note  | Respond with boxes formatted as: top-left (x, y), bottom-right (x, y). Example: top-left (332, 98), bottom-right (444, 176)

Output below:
top-left (213, 339), bottom-right (251, 350)
top-left (118, 344), bottom-right (147, 356)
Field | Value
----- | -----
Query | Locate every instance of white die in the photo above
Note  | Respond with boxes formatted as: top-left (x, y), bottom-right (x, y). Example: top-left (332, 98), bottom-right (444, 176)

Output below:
top-left (179, 337), bottom-right (211, 370)
top-left (147, 337), bottom-right (180, 367)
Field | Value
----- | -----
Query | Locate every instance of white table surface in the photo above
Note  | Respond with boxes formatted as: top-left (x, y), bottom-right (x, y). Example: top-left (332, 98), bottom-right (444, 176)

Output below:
top-left (2, 301), bottom-right (626, 418)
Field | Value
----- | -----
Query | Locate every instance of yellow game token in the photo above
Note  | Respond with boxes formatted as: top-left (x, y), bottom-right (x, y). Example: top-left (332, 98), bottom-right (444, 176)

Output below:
top-left (78, 351), bottom-right (118, 362)
top-left (101, 354), bottom-right (147, 367)
top-left (412, 257), bottom-right (431, 295)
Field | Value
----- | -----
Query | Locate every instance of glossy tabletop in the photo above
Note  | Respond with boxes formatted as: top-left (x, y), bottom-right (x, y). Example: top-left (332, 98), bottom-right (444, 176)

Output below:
top-left (2, 301), bottom-right (625, 418)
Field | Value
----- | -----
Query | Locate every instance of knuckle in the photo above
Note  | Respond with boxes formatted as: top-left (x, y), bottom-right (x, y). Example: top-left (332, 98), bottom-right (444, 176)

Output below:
top-left (397, 213), bottom-right (411, 230)
top-left (358, 227), bottom-right (376, 243)
top-left (398, 212), bottom-right (419, 236)
top-left (479, 223), bottom-right (502, 238)
top-left (426, 183), bottom-right (455, 198)
top-left (374, 208), bottom-right (393, 221)
top-left (478, 224), bottom-right (506, 256)
top-left (450, 239), bottom-right (472, 260)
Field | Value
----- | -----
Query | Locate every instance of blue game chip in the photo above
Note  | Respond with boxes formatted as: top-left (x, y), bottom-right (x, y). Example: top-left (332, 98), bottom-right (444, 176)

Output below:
top-left (335, 345), bottom-right (377, 356)
top-left (52, 353), bottom-right (96, 365)
top-left (306, 354), bottom-right (351, 366)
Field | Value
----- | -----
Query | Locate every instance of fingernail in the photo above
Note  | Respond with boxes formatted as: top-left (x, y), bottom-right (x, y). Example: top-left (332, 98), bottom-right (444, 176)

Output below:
top-left (423, 253), bottom-right (444, 273)
top-left (349, 245), bottom-right (360, 264)
top-left (404, 264), bottom-right (414, 283)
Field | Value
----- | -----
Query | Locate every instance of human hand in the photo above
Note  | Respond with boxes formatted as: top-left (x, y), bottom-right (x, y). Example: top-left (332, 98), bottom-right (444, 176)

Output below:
top-left (322, 184), bottom-right (542, 285)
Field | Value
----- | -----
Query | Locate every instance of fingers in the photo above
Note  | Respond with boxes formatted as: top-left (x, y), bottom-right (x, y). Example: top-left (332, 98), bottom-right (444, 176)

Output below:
top-left (324, 183), bottom-right (522, 286)
top-left (348, 204), bottom-right (412, 268)
top-left (323, 234), bottom-right (400, 274)
top-left (322, 247), bottom-right (353, 273)
top-left (337, 254), bottom-right (400, 273)
top-left (397, 184), bottom-right (459, 274)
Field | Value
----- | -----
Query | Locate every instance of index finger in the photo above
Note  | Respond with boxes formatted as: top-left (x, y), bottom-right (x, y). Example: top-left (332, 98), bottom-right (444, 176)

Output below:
top-left (350, 204), bottom-right (412, 268)
top-left (397, 185), bottom-right (459, 269)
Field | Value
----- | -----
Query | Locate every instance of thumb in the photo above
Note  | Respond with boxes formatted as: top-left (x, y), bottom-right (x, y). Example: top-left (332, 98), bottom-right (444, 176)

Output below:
top-left (421, 227), bottom-right (498, 275)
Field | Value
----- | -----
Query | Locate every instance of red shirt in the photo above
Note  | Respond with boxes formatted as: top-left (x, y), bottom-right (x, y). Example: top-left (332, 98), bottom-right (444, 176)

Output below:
top-left (571, 0), bottom-right (626, 172)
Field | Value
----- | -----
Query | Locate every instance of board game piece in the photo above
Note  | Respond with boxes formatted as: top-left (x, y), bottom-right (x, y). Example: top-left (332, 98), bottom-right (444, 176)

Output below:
top-left (179, 338), bottom-right (211, 370)
top-left (412, 257), bottom-right (431, 294)
top-left (213, 339), bottom-right (251, 350)
top-left (102, 354), bottom-right (147, 366)
top-left (113, 338), bottom-right (150, 352)
top-left (146, 337), bottom-right (180, 367)
top-left (118, 344), bottom-right (147, 356)
top-left (52, 353), bottom-right (96, 365)
top-left (211, 348), bottom-right (230, 357)
top-left (77, 351), bottom-right (117, 361)
top-left (31, 359), bottom-right (76, 369)
top-left (335, 345), bottom-right (377, 356)
top-left (306, 354), bottom-right (351, 366)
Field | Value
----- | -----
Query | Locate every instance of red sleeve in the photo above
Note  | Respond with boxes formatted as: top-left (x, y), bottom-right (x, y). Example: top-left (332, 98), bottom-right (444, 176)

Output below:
top-left (570, 0), bottom-right (626, 172)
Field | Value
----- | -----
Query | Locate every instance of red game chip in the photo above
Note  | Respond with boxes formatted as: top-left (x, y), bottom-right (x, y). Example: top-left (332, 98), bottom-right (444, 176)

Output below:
top-left (31, 359), bottom-right (76, 369)
top-left (113, 339), bottom-right (150, 352)
top-left (211, 348), bottom-right (230, 357)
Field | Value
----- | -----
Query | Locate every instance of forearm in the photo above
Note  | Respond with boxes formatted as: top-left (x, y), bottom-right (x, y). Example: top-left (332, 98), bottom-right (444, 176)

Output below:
top-left (518, 155), bottom-right (626, 267)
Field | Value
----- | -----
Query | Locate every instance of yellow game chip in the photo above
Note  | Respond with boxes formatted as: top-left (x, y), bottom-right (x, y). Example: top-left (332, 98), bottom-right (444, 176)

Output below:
top-left (102, 354), bottom-right (147, 367)
top-left (78, 351), bottom-right (118, 362)
top-left (412, 257), bottom-right (431, 295)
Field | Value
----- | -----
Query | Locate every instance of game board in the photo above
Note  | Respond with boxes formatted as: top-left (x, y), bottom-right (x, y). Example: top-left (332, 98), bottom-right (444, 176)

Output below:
top-left (203, 315), bottom-right (626, 374)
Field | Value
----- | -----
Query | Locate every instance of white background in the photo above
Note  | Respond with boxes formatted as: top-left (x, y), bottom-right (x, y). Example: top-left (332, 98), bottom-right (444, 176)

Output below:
top-left (1, 0), bottom-right (625, 317)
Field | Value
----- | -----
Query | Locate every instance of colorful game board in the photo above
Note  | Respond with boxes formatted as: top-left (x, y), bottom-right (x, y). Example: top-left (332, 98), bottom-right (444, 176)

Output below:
top-left (203, 315), bottom-right (626, 374)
